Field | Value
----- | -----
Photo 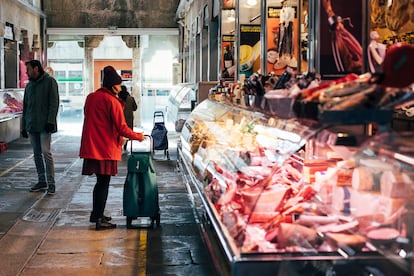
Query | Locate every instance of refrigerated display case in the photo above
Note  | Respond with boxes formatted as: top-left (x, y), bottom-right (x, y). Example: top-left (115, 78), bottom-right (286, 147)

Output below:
top-left (178, 99), bottom-right (413, 275)
top-left (167, 83), bottom-right (196, 132)
top-left (0, 89), bottom-right (24, 142)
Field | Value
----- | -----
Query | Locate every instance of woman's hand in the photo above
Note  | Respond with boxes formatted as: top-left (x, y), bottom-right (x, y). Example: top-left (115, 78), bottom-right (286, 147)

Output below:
top-left (135, 132), bottom-right (145, 142)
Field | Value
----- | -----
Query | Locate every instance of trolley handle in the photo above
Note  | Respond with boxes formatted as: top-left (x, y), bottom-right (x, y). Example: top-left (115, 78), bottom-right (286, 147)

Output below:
top-left (130, 134), bottom-right (153, 154)
top-left (153, 111), bottom-right (165, 124)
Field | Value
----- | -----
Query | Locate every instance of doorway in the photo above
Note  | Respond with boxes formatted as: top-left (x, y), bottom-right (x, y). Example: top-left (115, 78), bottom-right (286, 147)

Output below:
top-left (47, 35), bottom-right (179, 135)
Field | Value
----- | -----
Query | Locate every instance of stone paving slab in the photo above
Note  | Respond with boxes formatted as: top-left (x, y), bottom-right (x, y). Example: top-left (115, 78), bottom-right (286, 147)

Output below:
top-left (0, 129), bottom-right (215, 276)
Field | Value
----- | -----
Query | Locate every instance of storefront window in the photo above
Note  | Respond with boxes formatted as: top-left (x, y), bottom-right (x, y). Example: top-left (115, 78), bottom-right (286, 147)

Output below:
top-left (68, 70), bottom-right (82, 79)
top-left (221, 1), bottom-right (236, 80)
top-left (57, 83), bottom-right (66, 97)
top-left (220, 0), bottom-right (309, 78)
top-left (51, 64), bottom-right (84, 98)
top-left (68, 82), bottom-right (83, 96)
top-left (47, 34), bottom-right (178, 129)
top-left (54, 70), bottom-right (66, 79)
top-left (140, 35), bottom-right (179, 125)
top-left (237, 0), bottom-right (261, 78)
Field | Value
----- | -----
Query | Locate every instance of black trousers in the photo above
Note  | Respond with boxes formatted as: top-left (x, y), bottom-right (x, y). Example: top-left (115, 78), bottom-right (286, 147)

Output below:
top-left (91, 174), bottom-right (111, 218)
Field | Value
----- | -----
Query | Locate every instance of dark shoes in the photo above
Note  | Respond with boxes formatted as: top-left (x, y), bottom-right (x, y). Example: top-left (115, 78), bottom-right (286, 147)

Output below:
top-left (30, 182), bottom-right (48, 192)
top-left (30, 182), bottom-right (56, 194)
top-left (47, 184), bottom-right (56, 195)
top-left (91, 213), bottom-right (115, 230)
top-left (89, 214), bottom-right (112, 223)
top-left (96, 218), bottom-right (116, 230)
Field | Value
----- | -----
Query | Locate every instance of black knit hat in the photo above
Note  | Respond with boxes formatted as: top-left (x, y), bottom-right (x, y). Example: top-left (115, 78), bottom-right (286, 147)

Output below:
top-left (102, 66), bottom-right (122, 89)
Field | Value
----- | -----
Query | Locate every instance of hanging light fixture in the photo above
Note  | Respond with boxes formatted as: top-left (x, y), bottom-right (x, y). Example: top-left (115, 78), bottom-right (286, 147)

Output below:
top-left (246, 0), bottom-right (257, 6)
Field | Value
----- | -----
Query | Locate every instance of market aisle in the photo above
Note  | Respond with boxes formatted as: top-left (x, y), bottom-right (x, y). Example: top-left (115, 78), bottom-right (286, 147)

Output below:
top-left (0, 127), bottom-right (216, 275)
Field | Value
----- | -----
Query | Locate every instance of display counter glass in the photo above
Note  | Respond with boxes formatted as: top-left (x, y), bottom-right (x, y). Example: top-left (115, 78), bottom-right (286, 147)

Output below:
top-left (167, 84), bottom-right (196, 131)
top-left (0, 89), bottom-right (24, 121)
top-left (179, 99), bottom-right (413, 275)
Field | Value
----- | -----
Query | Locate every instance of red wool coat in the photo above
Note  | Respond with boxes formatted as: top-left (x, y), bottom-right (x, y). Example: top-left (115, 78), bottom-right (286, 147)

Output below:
top-left (79, 87), bottom-right (143, 161)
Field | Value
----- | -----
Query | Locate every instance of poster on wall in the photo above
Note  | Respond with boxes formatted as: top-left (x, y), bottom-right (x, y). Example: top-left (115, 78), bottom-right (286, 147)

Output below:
top-left (223, 0), bottom-right (235, 9)
top-left (0, 90), bottom-right (24, 119)
top-left (239, 24), bottom-right (261, 77)
top-left (222, 35), bottom-right (235, 79)
top-left (368, 1), bottom-right (414, 75)
top-left (266, 6), bottom-right (299, 75)
top-left (319, 0), bottom-right (363, 79)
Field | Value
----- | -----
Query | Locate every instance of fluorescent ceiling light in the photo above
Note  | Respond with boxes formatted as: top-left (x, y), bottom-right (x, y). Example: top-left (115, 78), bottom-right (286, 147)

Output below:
top-left (246, 0), bottom-right (257, 6)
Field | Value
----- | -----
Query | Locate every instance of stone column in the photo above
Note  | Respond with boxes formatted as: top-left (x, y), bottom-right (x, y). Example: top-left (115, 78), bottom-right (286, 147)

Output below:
top-left (84, 47), bottom-right (94, 94)
top-left (122, 35), bottom-right (141, 128)
top-left (82, 35), bottom-right (103, 94)
top-left (32, 34), bottom-right (41, 60)
top-left (0, 37), bottom-right (4, 89)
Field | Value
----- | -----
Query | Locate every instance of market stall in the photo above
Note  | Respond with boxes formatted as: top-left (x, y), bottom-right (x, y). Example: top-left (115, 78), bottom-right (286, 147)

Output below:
top-left (176, 0), bottom-right (414, 273)
top-left (178, 98), bottom-right (413, 275)
top-left (0, 89), bottom-right (24, 143)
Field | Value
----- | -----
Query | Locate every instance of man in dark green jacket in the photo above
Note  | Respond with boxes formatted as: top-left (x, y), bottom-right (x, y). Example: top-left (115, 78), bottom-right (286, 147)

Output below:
top-left (21, 60), bottom-right (59, 195)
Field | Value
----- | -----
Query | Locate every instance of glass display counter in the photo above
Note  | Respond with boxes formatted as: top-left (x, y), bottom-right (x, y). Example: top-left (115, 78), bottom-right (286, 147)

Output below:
top-left (166, 83), bottom-right (196, 132)
top-left (0, 89), bottom-right (24, 143)
top-left (178, 99), bottom-right (413, 275)
top-left (0, 89), bottom-right (23, 119)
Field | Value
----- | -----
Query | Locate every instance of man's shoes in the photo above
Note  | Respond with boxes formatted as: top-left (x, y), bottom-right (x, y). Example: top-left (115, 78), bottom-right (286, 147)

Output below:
top-left (30, 182), bottom-right (48, 192)
top-left (96, 218), bottom-right (117, 230)
top-left (47, 184), bottom-right (56, 195)
top-left (90, 214), bottom-right (112, 223)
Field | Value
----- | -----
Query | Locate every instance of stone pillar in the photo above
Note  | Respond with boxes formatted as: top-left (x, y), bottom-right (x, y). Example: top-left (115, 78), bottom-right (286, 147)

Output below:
top-left (0, 24), bottom-right (4, 88)
top-left (84, 47), bottom-right (94, 94)
top-left (122, 35), bottom-right (142, 127)
top-left (0, 37), bottom-right (4, 89)
top-left (82, 35), bottom-right (103, 94)
top-left (32, 34), bottom-right (41, 60)
top-left (20, 30), bottom-right (32, 61)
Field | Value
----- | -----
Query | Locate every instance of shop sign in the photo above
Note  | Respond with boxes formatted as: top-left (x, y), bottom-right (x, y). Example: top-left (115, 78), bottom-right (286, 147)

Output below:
top-left (4, 23), bottom-right (14, 40)
top-left (239, 24), bottom-right (261, 77)
top-left (121, 70), bottom-right (132, 80)
top-left (266, 6), bottom-right (299, 74)
top-left (222, 35), bottom-right (235, 43)
top-left (268, 7), bottom-right (281, 19)
top-left (222, 35), bottom-right (235, 78)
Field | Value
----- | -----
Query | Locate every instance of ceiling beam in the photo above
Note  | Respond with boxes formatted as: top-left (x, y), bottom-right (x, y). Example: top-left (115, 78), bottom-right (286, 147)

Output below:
top-left (47, 28), bottom-right (179, 36)
top-left (16, 0), bottom-right (46, 18)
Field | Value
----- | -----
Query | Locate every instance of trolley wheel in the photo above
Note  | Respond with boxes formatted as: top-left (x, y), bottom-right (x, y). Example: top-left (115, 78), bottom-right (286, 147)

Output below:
top-left (156, 212), bottom-right (161, 227)
top-left (126, 216), bottom-right (138, 229)
top-left (149, 212), bottom-right (161, 229)
top-left (126, 216), bottom-right (133, 228)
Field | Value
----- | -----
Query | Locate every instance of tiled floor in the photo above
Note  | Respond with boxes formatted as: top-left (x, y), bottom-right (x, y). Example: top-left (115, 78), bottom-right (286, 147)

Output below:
top-left (0, 122), bottom-right (216, 276)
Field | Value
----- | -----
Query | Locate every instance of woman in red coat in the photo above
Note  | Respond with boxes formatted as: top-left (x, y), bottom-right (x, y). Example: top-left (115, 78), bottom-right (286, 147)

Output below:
top-left (80, 65), bottom-right (144, 230)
